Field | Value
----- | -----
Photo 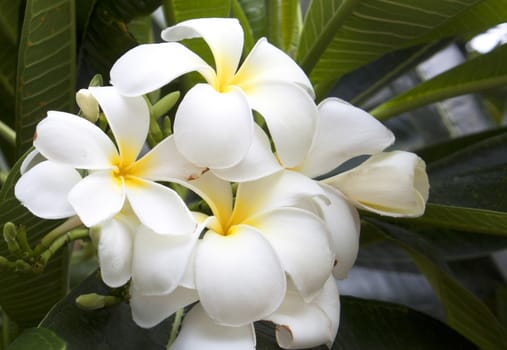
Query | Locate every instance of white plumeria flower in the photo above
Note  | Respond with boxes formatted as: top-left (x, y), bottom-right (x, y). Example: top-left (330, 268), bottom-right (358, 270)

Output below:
top-left (97, 205), bottom-right (205, 293)
top-left (110, 17), bottom-right (317, 179)
top-left (134, 277), bottom-right (340, 350)
top-left (284, 97), bottom-right (429, 278)
top-left (15, 86), bottom-right (203, 235)
top-left (128, 170), bottom-right (335, 329)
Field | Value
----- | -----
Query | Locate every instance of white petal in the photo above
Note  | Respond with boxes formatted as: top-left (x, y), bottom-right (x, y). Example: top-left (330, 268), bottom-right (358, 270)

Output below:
top-left (162, 18), bottom-right (243, 84)
top-left (174, 84), bottom-right (253, 169)
top-left (125, 178), bottom-right (196, 235)
top-left (326, 151), bottom-right (429, 217)
top-left (131, 225), bottom-right (200, 295)
top-left (299, 98), bottom-right (395, 178)
top-left (184, 171), bottom-right (233, 228)
top-left (35, 111), bottom-right (117, 169)
top-left (171, 304), bottom-right (256, 350)
top-left (98, 216), bottom-right (135, 287)
top-left (211, 125), bottom-right (282, 182)
top-left (247, 208), bottom-right (333, 300)
top-left (243, 82), bottom-right (317, 167)
top-left (68, 171), bottom-right (125, 227)
top-left (110, 42), bottom-right (214, 96)
top-left (90, 86), bottom-right (149, 164)
top-left (20, 149), bottom-right (45, 174)
top-left (233, 170), bottom-right (325, 223)
top-left (130, 286), bottom-right (198, 328)
top-left (315, 184), bottom-right (360, 279)
top-left (268, 277), bottom-right (340, 349)
top-left (233, 38), bottom-right (314, 97)
top-left (132, 135), bottom-right (205, 182)
top-left (195, 228), bottom-right (286, 326)
top-left (15, 161), bottom-right (80, 219)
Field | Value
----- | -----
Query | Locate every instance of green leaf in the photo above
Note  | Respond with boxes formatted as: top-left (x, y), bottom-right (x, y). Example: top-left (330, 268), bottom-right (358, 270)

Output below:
top-left (231, 0), bottom-right (255, 52)
top-left (264, 0), bottom-right (300, 54)
top-left (15, 0), bottom-right (76, 156)
top-left (40, 271), bottom-right (175, 350)
top-left (0, 0), bottom-right (22, 44)
top-left (325, 40), bottom-right (449, 104)
top-left (5, 328), bottom-right (65, 350)
top-left (163, 0), bottom-right (231, 25)
top-left (297, 0), bottom-right (487, 86)
top-left (371, 44), bottom-right (507, 120)
top-left (399, 204), bottom-right (507, 236)
top-left (79, 0), bottom-right (161, 82)
top-left (372, 220), bottom-right (507, 349)
top-left (416, 0), bottom-right (507, 44)
top-left (255, 296), bottom-right (476, 349)
top-left (234, 0), bottom-right (266, 41)
top-left (0, 151), bottom-right (68, 327)
top-left (427, 132), bottom-right (507, 212)
top-left (334, 296), bottom-right (476, 349)
top-left (127, 15), bottom-right (154, 44)
top-left (416, 127), bottom-right (507, 163)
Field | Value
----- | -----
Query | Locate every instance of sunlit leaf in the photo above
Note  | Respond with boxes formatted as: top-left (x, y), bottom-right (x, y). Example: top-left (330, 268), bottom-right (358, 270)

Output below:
top-left (297, 0), bottom-right (505, 92)
top-left (371, 44), bottom-right (507, 120)
top-left (163, 0), bottom-right (231, 25)
top-left (15, 0), bottom-right (76, 156)
top-left (5, 328), bottom-right (65, 350)
top-left (235, 0), bottom-right (266, 41)
top-left (265, 0), bottom-right (300, 54)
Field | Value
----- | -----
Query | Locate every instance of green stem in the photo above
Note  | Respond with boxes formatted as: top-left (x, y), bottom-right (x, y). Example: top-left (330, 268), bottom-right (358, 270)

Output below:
top-left (0, 171), bottom-right (8, 185)
top-left (36, 229), bottom-right (89, 272)
top-left (0, 120), bottom-right (15, 148)
top-left (167, 308), bottom-right (184, 349)
top-left (34, 216), bottom-right (82, 255)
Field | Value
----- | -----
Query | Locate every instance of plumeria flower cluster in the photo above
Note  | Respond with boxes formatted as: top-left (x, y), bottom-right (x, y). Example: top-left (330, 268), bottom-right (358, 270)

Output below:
top-left (14, 18), bottom-right (429, 350)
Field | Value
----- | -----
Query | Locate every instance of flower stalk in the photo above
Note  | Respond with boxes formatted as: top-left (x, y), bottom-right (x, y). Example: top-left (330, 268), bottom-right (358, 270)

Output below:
top-left (0, 120), bottom-right (15, 148)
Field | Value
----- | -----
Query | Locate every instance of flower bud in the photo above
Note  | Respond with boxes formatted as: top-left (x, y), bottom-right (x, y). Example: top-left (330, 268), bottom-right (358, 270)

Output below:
top-left (76, 89), bottom-right (99, 122)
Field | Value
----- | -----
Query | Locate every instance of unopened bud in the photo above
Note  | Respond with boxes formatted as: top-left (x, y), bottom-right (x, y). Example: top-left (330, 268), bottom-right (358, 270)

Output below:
top-left (76, 89), bottom-right (99, 122)
top-left (76, 293), bottom-right (119, 310)
top-left (3, 222), bottom-right (21, 257)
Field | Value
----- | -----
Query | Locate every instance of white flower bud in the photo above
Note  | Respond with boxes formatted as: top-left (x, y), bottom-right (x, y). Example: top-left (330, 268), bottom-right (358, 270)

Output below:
top-left (76, 89), bottom-right (99, 122)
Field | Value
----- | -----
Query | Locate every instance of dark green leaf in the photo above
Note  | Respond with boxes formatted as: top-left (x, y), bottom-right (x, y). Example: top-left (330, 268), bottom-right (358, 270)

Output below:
top-left (79, 0), bottom-right (161, 83)
top-left (334, 296), bottom-right (476, 349)
top-left (371, 44), bottom-right (507, 120)
top-left (428, 132), bottom-right (507, 212)
top-left (416, 127), bottom-right (507, 163)
top-left (373, 220), bottom-right (507, 349)
top-left (40, 271), bottom-right (174, 350)
top-left (255, 296), bottom-right (476, 349)
top-left (0, 151), bottom-right (68, 327)
top-left (5, 328), bottom-right (65, 350)
top-left (15, 0), bottom-right (76, 156)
